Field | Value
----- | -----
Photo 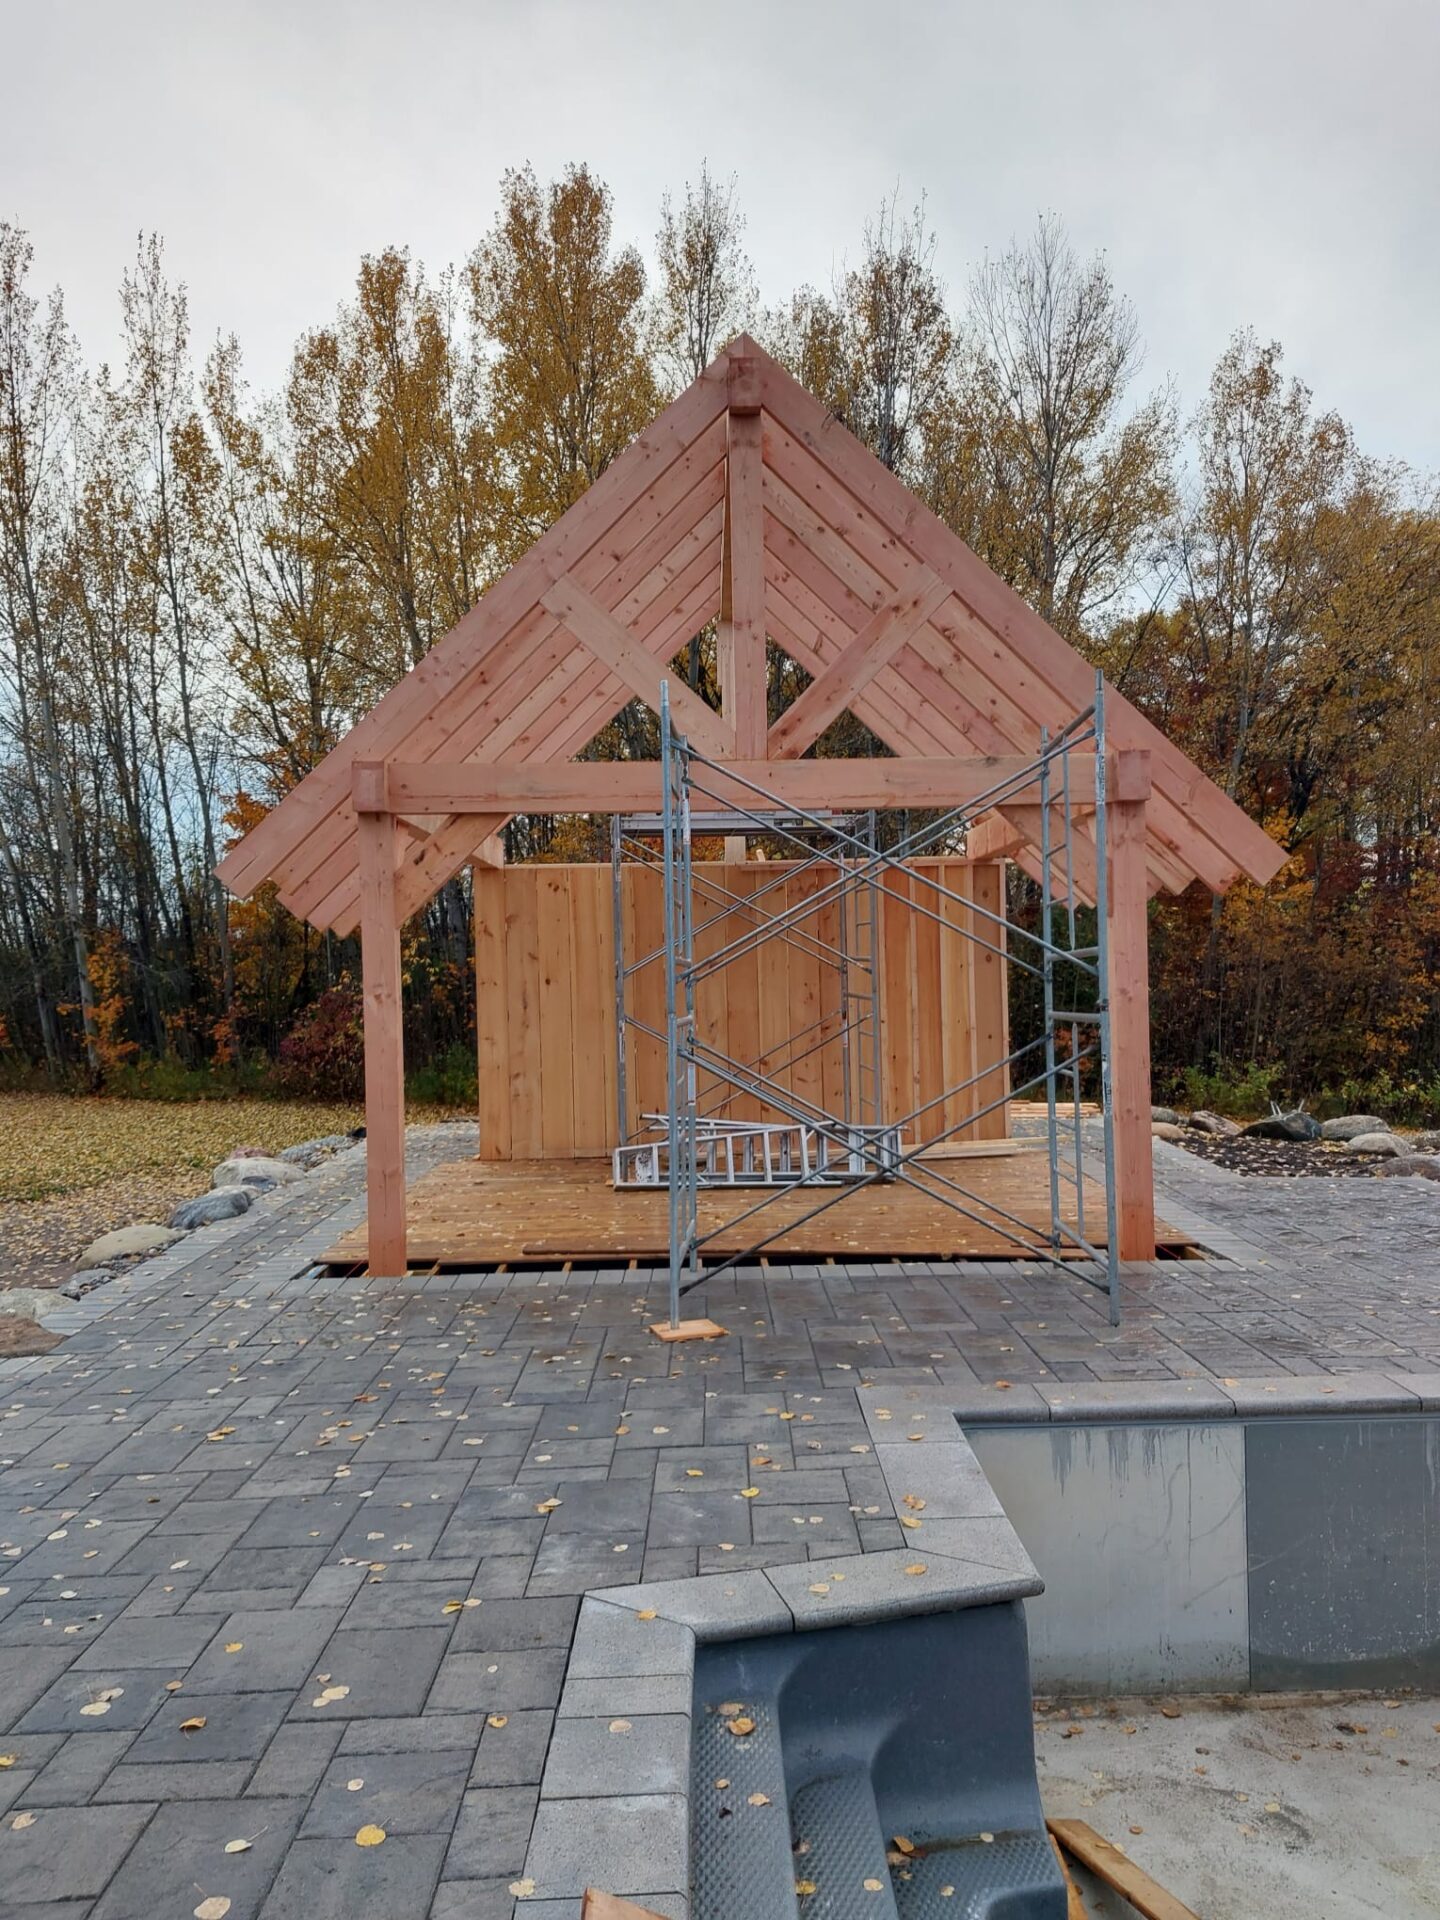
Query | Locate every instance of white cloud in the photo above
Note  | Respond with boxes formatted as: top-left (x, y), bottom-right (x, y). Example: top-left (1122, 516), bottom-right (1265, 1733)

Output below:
top-left (7, 0), bottom-right (1437, 464)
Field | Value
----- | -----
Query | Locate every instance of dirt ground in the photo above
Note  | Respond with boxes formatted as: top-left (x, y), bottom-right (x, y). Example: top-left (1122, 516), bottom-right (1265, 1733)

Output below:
top-left (0, 1093), bottom-right (363, 1290)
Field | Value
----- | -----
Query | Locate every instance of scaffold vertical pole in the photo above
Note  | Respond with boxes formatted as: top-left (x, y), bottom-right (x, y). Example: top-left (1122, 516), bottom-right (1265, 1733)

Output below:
top-left (1092, 670), bottom-right (1122, 1324)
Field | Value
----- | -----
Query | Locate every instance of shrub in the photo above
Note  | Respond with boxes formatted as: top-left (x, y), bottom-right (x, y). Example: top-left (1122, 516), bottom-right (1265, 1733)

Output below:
top-left (272, 985), bottom-right (366, 1100)
top-left (406, 1043), bottom-right (477, 1109)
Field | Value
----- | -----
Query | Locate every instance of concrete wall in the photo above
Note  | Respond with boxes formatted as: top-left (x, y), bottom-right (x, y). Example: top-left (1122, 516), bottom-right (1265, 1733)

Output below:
top-left (970, 1415), bottom-right (1440, 1694)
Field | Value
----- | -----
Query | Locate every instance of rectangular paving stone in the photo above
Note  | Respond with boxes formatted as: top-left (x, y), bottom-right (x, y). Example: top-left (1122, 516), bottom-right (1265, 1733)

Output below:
top-left (428, 1646), bottom-right (568, 1714)
top-left (73, 1613), bottom-right (219, 1670)
top-left (750, 1503), bottom-right (860, 1552)
top-left (94, 1759), bottom-right (256, 1801)
top-left (541, 1713), bottom-right (689, 1798)
top-left (19, 1730), bottom-right (134, 1807)
top-left (1, 1797), bottom-right (157, 1904)
top-left (443, 1784), bottom-right (539, 1880)
top-left (246, 1722), bottom-right (343, 1798)
top-left (300, 1748), bottom-right (471, 1835)
top-left (522, 1793), bottom-right (687, 1902)
top-left (556, 1673), bottom-right (691, 1719)
top-left (17, 1667), bottom-right (178, 1734)
top-left (329, 1713), bottom-right (483, 1760)
top-left (122, 1688), bottom-right (291, 1763)
top-left (291, 1626), bottom-right (449, 1719)
top-left (184, 1609), bottom-right (344, 1692)
top-left (429, 1880), bottom-right (515, 1920)
top-left (467, 1707), bottom-right (553, 1787)
top-left (258, 1832), bottom-right (448, 1920)
top-left (525, 1534), bottom-right (644, 1595)
top-left (447, 1594), bottom-right (578, 1653)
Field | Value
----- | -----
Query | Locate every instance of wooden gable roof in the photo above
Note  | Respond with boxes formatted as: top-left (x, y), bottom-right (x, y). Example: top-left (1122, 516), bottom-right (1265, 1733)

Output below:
top-left (216, 336), bottom-right (1285, 933)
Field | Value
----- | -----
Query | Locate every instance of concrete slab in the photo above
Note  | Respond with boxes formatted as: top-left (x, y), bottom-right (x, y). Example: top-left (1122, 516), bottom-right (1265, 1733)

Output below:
top-left (1035, 1692), bottom-right (1440, 1920)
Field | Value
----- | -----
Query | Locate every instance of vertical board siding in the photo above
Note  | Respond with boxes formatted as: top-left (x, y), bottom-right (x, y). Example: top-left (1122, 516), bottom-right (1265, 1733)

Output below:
top-left (474, 860), bottom-right (1009, 1158)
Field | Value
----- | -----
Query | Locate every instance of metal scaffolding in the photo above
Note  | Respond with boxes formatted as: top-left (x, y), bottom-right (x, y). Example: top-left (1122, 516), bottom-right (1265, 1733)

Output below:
top-left (617, 675), bottom-right (1122, 1330)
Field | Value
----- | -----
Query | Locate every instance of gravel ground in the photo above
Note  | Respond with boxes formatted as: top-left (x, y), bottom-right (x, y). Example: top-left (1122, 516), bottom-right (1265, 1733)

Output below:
top-left (1168, 1130), bottom-right (1432, 1180)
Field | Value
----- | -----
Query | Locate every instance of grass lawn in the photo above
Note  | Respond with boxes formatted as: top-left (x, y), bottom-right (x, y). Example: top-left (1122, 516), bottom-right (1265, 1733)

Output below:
top-left (0, 1092), bottom-right (367, 1289)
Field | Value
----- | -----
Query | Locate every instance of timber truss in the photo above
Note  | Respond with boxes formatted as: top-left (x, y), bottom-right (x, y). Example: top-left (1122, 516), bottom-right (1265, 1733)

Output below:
top-left (216, 336), bottom-right (1286, 1283)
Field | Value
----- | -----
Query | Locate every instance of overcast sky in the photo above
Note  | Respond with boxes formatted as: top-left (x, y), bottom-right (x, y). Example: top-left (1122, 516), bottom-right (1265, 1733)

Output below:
top-left (7, 0), bottom-right (1438, 469)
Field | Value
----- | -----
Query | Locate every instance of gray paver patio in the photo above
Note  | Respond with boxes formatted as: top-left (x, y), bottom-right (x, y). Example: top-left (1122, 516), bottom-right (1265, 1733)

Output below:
top-left (3, 1124), bottom-right (1440, 1912)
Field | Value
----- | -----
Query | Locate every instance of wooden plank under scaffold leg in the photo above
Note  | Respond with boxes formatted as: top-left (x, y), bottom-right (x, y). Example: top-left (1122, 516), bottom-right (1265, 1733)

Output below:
top-left (649, 1318), bottom-right (728, 1343)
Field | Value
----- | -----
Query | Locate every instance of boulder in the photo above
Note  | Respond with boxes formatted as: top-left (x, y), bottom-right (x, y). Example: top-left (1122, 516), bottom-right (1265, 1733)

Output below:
top-left (278, 1132), bottom-right (351, 1169)
top-left (0, 1285), bottom-right (67, 1323)
top-left (1410, 1130), bottom-right (1440, 1152)
top-left (1341, 1132), bottom-right (1406, 1156)
top-left (1188, 1110), bottom-right (1241, 1137)
top-left (1241, 1111), bottom-right (1322, 1143)
top-left (1371, 1154), bottom-right (1440, 1179)
top-left (1151, 1106), bottom-right (1179, 1125)
top-left (76, 1223), bottom-right (184, 1269)
top-left (1152, 1122), bottom-right (1188, 1142)
top-left (213, 1154), bottom-right (302, 1190)
top-left (280, 1128), bottom-right (351, 1159)
top-left (170, 1185), bottom-right (253, 1230)
top-left (1319, 1115), bottom-right (1389, 1142)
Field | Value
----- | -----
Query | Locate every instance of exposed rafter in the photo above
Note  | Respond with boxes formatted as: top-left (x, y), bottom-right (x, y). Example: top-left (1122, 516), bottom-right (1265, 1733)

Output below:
top-left (219, 335), bottom-right (1285, 932)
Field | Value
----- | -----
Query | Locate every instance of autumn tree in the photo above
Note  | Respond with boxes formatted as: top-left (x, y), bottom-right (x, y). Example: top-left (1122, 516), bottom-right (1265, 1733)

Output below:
top-left (469, 165), bottom-right (658, 556)
top-left (925, 215), bottom-right (1175, 641)
top-left (652, 164), bottom-right (755, 391)
top-left (1152, 334), bottom-right (1354, 817)
top-left (0, 223), bottom-right (99, 1077)
top-left (766, 196), bottom-right (954, 481)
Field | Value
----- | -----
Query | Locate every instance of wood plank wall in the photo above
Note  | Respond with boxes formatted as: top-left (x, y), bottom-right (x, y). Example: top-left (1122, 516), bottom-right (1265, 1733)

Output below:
top-left (474, 860), bottom-right (1008, 1160)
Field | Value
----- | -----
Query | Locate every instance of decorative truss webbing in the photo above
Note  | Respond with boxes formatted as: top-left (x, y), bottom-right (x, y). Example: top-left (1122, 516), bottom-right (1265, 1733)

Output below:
top-left (645, 674), bottom-right (1125, 1330)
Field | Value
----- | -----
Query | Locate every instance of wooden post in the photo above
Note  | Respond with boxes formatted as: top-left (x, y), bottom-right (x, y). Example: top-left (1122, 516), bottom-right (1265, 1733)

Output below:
top-left (358, 805), bottom-right (407, 1276)
top-left (718, 360), bottom-right (766, 757)
top-left (1107, 751), bottom-right (1155, 1260)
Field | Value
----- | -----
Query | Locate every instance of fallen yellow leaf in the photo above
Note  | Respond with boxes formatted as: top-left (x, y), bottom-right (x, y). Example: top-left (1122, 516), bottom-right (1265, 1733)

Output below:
top-left (487, 1714), bottom-right (508, 1729)
top-left (795, 1880), bottom-right (818, 1896)
top-left (223, 1838), bottom-right (252, 1854)
top-left (748, 1792), bottom-right (770, 1806)
top-left (726, 1716), bottom-right (756, 1737)
top-left (903, 1563), bottom-right (927, 1576)
top-left (179, 1716), bottom-right (207, 1732)
top-left (354, 1824), bottom-right (386, 1847)
top-left (11, 1811), bottom-right (36, 1830)
top-left (194, 1900), bottom-right (231, 1920)
top-left (635, 1608), bottom-right (658, 1621)
top-left (740, 1487), bottom-right (760, 1498)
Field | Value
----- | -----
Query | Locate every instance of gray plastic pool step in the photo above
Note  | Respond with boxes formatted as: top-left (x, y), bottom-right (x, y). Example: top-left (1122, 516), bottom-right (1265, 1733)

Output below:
top-left (691, 1602), bottom-right (1064, 1918)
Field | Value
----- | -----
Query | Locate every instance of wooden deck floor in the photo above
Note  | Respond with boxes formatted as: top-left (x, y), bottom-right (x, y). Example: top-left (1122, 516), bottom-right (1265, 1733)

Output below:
top-left (319, 1145), bottom-right (1189, 1268)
